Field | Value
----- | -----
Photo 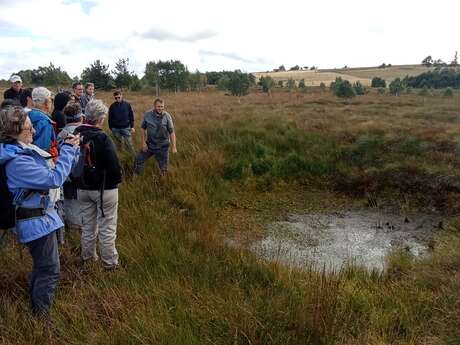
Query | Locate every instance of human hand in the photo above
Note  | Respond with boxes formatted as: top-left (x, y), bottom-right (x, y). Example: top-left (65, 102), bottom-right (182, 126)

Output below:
top-left (131, 128), bottom-right (136, 134)
top-left (172, 147), bottom-right (177, 153)
top-left (142, 143), bottom-right (148, 152)
top-left (65, 134), bottom-right (80, 147)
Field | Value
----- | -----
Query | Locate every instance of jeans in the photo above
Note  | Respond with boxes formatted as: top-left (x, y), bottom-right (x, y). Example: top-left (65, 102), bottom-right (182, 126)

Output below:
top-left (26, 231), bottom-right (60, 315)
top-left (111, 128), bottom-right (134, 153)
top-left (133, 144), bottom-right (170, 175)
top-left (78, 188), bottom-right (119, 268)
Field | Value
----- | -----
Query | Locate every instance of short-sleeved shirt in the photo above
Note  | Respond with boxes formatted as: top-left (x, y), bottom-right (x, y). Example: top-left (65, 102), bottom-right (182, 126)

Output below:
top-left (141, 110), bottom-right (174, 149)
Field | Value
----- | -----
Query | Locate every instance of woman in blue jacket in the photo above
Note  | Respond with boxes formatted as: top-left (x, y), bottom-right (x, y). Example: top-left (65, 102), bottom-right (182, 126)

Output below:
top-left (0, 106), bottom-right (80, 318)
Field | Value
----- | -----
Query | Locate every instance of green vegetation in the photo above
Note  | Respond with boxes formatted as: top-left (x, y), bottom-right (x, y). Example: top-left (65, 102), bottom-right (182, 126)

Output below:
top-left (353, 81), bottom-right (366, 95)
top-left (14, 63), bottom-right (72, 87)
top-left (404, 67), bottom-right (460, 89)
top-left (389, 77), bottom-right (404, 96)
top-left (442, 87), bottom-right (454, 97)
top-left (330, 77), bottom-right (355, 98)
top-left (0, 89), bottom-right (459, 344)
top-left (371, 76), bottom-right (386, 88)
top-left (81, 59), bottom-right (114, 90)
top-left (258, 76), bottom-right (275, 94)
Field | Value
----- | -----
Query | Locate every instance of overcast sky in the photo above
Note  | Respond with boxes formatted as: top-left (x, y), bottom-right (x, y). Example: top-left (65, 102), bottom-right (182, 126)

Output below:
top-left (0, 0), bottom-right (459, 79)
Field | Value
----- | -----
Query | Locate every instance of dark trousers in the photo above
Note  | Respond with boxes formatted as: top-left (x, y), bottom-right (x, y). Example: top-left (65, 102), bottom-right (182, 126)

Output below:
top-left (26, 231), bottom-right (60, 315)
top-left (133, 144), bottom-right (170, 174)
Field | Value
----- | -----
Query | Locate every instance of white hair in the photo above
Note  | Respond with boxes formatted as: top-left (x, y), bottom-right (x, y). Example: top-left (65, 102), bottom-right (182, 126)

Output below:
top-left (85, 99), bottom-right (108, 125)
top-left (32, 87), bottom-right (51, 105)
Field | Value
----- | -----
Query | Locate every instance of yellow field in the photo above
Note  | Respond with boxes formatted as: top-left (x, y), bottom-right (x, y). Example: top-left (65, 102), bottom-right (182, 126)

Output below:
top-left (254, 64), bottom-right (435, 86)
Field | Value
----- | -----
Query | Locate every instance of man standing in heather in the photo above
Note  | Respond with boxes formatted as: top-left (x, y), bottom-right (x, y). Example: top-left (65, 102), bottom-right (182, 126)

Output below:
top-left (133, 98), bottom-right (177, 176)
top-left (108, 90), bottom-right (135, 153)
top-left (3, 75), bottom-right (24, 101)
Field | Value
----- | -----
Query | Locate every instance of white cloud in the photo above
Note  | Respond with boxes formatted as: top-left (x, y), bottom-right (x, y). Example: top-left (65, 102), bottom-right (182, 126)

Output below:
top-left (0, 0), bottom-right (459, 79)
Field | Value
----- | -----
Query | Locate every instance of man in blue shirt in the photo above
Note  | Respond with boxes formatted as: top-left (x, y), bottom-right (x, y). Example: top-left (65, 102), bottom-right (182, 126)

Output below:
top-left (133, 98), bottom-right (177, 176)
top-left (108, 90), bottom-right (135, 153)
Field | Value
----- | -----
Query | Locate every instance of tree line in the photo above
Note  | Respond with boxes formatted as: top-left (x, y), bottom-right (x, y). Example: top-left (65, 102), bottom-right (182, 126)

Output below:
top-left (6, 59), bottom-right (256, 96)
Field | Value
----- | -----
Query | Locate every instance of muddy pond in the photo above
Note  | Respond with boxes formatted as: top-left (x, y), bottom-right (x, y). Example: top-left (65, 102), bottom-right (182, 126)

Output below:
top-left (250, 209), bottom-right (442, 272)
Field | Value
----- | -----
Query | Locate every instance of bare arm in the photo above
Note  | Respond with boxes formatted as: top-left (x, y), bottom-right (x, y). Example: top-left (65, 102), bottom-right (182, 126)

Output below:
top-left (170, 132), bottom-right (177, 153)
top-left (141, 129), bottom-right (148, 151)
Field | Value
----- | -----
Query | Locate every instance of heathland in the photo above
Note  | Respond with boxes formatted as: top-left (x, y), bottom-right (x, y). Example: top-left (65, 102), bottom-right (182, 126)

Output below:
top-left (1, 88), bottom-right (459, 344)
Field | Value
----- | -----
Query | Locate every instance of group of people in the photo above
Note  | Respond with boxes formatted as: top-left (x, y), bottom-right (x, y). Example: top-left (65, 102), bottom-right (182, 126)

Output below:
top-left (0, 74), bottom-right (177, 320)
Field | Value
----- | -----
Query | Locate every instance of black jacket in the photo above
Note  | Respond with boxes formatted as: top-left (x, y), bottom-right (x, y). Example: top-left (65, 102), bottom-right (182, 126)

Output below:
top-left (108, 100), bottom-right (134, 129)
top-left (74, 125), bottom-right (122, 190)
top-left (3, 87), bottom-right (23, 101)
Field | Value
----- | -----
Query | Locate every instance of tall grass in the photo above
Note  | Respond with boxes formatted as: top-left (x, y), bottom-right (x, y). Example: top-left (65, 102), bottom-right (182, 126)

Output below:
top-left (0, 89), bottom-right (459, 344)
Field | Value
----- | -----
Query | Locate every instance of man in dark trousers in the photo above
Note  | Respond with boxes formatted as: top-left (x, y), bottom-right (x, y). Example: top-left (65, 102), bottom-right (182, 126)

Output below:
top-left (3, 75), bottom-right (24, 101)
top-left (133, 98), bottom-right (177, 176)
top-left (108, 90), bottom-right (135, 153)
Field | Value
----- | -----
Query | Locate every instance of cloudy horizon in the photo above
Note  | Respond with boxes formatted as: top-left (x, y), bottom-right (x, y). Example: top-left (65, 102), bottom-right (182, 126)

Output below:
top-left (0, 0), bottom-right (459, 79)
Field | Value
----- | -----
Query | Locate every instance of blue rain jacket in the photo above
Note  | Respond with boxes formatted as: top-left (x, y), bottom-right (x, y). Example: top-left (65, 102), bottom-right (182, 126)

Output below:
top-left (28, 109), bottom-right (55, 152)
top-left (0, 142), bottom-right (79, 243)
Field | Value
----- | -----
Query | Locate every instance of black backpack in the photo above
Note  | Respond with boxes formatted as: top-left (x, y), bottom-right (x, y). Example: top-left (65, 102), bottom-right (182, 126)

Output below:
top-left (72, 130), bottom-right (104, 189)
top-left (0, 163), bottom-right (15, 230)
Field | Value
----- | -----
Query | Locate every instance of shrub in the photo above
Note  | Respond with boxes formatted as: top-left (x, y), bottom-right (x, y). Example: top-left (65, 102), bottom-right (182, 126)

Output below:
top-left (259, 76), bottom-right (275, 93)
top-left (319, 82), bottom-right (326, 92)
top-left (130, 75), bottom-right (143, 91)
top-left (223, 161), bottom-right (245, 180)
top-left (443, 87), bottom-right (454, 97)
top-left (377, 87), bottom-right (386, 95)
top-left (389, 78), bottom-right (404, 96)
top-left (418, 86), bottom-right (430, 97)
top-left (353, 81), bottom-right (366, 95)
top-left (331, 77), bottom-right (355, 98)
top-left (371, 77), bottom-right (386, 88)
top-left (298, 79), bottom-right (306, 89)
top-left (251, 159), bottom-right (273, 176)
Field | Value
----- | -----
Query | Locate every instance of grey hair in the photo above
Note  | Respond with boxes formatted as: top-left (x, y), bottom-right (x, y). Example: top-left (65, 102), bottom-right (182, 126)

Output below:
top-left (32, 87), bottom-right (51, 105)
top-left (0, 106), bottom-right (28, 142)
top-left (85, 99), bottom-right (108, 125)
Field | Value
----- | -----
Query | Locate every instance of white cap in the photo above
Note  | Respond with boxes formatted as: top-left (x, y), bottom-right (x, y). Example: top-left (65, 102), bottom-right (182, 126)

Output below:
top-left (10, 75), bottom-right (22, 83)
top-left (32, 87), bottom-right (52, 104)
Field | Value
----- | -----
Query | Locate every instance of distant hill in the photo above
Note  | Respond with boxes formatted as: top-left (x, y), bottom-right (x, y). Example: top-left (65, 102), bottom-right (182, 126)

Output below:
top-left (254, 64), bottom-right (436, 87)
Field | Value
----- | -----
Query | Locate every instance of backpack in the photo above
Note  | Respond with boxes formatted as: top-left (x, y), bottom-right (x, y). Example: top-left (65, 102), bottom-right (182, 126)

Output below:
top-left (71, 130), bottom-right (107, 217)
top-left (0, 163), bottom-right (15, 230)
top-left (71, 130), bottom-right (104, 189)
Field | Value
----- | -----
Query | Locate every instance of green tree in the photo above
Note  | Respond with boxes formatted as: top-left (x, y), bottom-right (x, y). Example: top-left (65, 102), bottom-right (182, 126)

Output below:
top-left (189, 70), bottom-right (207, 91)
top-left (442, 87), bottom-right (454, 97)
top-left (217, 75), bottom-right (230, 90)
top-left (81, 60), bottom-right (113, 90)
top-left (353, 81), bottom-right (366, 95)
top-left (287, 78), bottom-right (296, 92)
top-left (259, 76), bottom-right (275, 94)
top-left (298, 79), bottom-right (306, 89)
top-left (144, 60), bottom-right (189, 93)
top-left (371, 77), bottom-right (386, 88)
top-left (227, 70), bottom-right (250, 97)
top-left (112, 58), bottom-right (133, 89)
top-left (422, 56), bottom-right (433, 67)
top-left (330, 77), bottom-right (355, 98)
top-left (130, 75), bottom-right (143, 91)
top-left (289, 65), bottom-right (300, 71)
top-left (15, 63), bottom-right (72, 86)
top-left (389, 78), bottom-right (404, 96)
